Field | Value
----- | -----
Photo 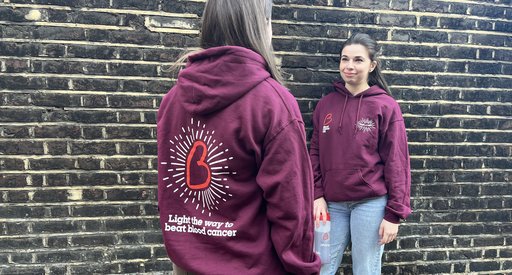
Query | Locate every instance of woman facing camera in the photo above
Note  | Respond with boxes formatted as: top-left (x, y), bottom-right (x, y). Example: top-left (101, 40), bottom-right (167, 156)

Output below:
top-left (311, 33), bottom-right (412, 275)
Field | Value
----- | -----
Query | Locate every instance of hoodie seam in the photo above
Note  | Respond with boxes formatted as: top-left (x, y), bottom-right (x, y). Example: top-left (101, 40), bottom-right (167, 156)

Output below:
top-left (231, 51), bottom-right (266, 65)
top-left (262, 79), bottom-right (299, 147)
top-left (264, 79), bottom-right (295, 117)
top-left (264, 119), bottom-right (297, 148)
top-left (389, 119), bottom-right (404, 124)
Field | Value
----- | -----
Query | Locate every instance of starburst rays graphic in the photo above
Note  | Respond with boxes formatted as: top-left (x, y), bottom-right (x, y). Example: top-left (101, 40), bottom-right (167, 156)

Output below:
top-left (356, 118), bottom-right (376, 133)
top-left (160, 118), bottom-right (235, 217)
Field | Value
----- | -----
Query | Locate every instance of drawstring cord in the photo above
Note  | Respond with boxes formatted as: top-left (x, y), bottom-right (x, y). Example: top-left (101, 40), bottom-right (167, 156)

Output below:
top-left (338, 94), bottom-right (349, 133)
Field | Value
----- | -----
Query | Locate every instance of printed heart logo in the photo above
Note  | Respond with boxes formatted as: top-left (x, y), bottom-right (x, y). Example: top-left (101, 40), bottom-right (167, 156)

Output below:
top-left (163, 118), bottom-right (235, 217)
top-left (186, 140), bottom-right (211, 190)
top-left (323, 113), bottom-right (333, 126)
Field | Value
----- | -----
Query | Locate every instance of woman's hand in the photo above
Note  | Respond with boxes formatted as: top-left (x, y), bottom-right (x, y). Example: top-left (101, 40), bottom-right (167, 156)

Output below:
top-left (379, 219), bottom-right (399, 245)
top-left (314, 197), bottom-right (328, 226)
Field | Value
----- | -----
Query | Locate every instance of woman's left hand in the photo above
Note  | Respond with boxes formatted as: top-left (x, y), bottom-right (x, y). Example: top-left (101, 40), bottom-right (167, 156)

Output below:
top-left (378, 219), bottom-right (399, 245)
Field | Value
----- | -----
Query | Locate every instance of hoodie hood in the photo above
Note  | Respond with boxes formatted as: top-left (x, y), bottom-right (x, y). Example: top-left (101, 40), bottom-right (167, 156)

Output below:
top-left (332, 80), bottom-right (388, 133)
top-left (333, 80), bottom-right (388, 98)
top-left (175, 46), bottom-right (271, 115)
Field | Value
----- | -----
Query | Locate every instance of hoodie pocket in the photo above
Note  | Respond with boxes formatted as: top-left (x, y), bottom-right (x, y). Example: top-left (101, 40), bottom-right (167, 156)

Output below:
top-left (323, 168), bottom-right (376, 201)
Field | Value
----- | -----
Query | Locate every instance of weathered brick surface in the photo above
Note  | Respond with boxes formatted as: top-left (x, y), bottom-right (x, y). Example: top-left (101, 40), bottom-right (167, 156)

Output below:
top-left (0, 0), bottom-right (511, 274)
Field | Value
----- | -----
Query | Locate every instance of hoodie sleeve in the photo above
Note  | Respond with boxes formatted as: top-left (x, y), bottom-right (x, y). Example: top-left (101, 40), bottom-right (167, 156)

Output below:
top-left (378, 110), bottom-right (412, 224)
top-left (309, 105), bottom-right (324, 200)
top-left (256, 119), bottom-right (321, 275)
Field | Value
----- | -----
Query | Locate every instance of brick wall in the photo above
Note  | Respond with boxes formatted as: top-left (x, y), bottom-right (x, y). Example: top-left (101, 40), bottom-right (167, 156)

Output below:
top-left (0, 0), bottom-right (511, 274)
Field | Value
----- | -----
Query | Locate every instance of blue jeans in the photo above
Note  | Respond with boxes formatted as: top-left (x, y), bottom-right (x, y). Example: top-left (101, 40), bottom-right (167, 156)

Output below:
top-left (323, 196), bottom-right (387, 275)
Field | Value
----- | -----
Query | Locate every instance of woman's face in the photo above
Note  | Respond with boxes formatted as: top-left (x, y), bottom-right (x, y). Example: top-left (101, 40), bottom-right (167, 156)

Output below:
top-left (339, 44), bottom-right (376, 86)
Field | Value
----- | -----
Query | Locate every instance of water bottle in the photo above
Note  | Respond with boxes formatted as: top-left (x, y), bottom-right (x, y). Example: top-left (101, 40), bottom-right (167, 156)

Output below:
top-left (314, 213), bottom-right (331, 264)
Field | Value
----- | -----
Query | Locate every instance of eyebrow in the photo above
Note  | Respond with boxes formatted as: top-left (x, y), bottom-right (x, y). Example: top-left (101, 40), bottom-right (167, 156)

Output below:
top-left (341, 55), bottom-right (366, 59)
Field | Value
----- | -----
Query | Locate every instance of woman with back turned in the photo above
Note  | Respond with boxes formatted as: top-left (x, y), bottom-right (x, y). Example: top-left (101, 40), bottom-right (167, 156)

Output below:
top-left (157, 0), bottom-right (321, 274)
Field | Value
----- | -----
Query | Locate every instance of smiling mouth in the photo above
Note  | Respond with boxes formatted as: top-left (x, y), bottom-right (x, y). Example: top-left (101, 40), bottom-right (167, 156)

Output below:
top-left (344, 73), bottom-right (356, 77)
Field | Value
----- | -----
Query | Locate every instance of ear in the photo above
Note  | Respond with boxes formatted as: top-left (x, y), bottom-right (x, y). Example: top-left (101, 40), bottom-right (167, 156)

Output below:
top-left (369, 60), bottom-right (377, 72)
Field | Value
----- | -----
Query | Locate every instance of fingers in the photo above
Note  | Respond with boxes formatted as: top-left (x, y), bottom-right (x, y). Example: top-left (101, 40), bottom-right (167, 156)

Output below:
top-left (320, 209), bottom-right (327, 224)
top-left (314, 207), bottom-right (326, 222)
top-left (313, 204), bottom-right (321, 219)
top-left (379, 220), bottom-right (399, 245)
top-left (385, 233), bottom-right (395, 244)
top-left (314, 207), bottom-right (322, 227)
top-left (313, 198), bottom-right (328, 223)
top-left (379, 231), bottom-right (397, 245)
top-left (313, 204), bottom-right (322, 227)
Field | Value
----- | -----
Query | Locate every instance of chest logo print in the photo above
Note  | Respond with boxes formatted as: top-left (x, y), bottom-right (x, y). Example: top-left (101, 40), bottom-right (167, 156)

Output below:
top-left (161, 118), bottom-right (235, 217)
top-left (356, 118), bottom-right (375, 132)
top-left (322, 113), bottom-right (333, 133)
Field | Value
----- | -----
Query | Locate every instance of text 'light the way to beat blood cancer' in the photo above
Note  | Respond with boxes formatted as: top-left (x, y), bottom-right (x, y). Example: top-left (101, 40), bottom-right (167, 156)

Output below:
top-left (161, 118), bottom-right (238, 237)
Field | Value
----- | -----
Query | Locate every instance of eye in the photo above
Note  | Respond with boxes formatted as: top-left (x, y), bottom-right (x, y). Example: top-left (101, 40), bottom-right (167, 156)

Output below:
top-left (341, 57), bottom-right (349, 61)
top-left (355, 59), bottom-right (363, 62)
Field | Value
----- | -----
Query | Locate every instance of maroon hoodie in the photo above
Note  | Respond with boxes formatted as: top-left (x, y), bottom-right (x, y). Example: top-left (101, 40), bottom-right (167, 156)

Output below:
top-left (157, 46), bottom-right (321, 274)
top-left (310, 80), bottom-right (412, 223)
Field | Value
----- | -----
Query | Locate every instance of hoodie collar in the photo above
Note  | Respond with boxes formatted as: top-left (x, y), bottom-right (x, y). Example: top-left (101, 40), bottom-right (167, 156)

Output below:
top-left (333, 80), bottom-right (387, 133)
top-left (175, 46), bottom-right (271, 115)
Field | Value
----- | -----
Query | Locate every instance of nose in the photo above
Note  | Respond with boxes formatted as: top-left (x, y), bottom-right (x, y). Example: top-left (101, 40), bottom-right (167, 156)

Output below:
top-left (345, 60), bottom-right (354, 70)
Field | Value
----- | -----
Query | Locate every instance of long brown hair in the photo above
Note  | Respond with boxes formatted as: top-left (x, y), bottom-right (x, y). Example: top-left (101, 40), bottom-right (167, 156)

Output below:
top-left (340, 33), bottom-right (391, 96)
top-left (178, 0), bottom-right (282, 83)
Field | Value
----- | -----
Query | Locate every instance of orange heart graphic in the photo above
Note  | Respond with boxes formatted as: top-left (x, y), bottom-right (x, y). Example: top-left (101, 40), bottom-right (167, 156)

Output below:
top-left (186, 140), bottom-right (211, 190)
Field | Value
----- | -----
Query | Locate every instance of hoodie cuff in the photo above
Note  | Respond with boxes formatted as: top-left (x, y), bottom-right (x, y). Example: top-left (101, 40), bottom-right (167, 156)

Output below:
top-left (384, 211), bottom-right (400, 224)
top-left (313, 187), bottom-right (324, 200)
